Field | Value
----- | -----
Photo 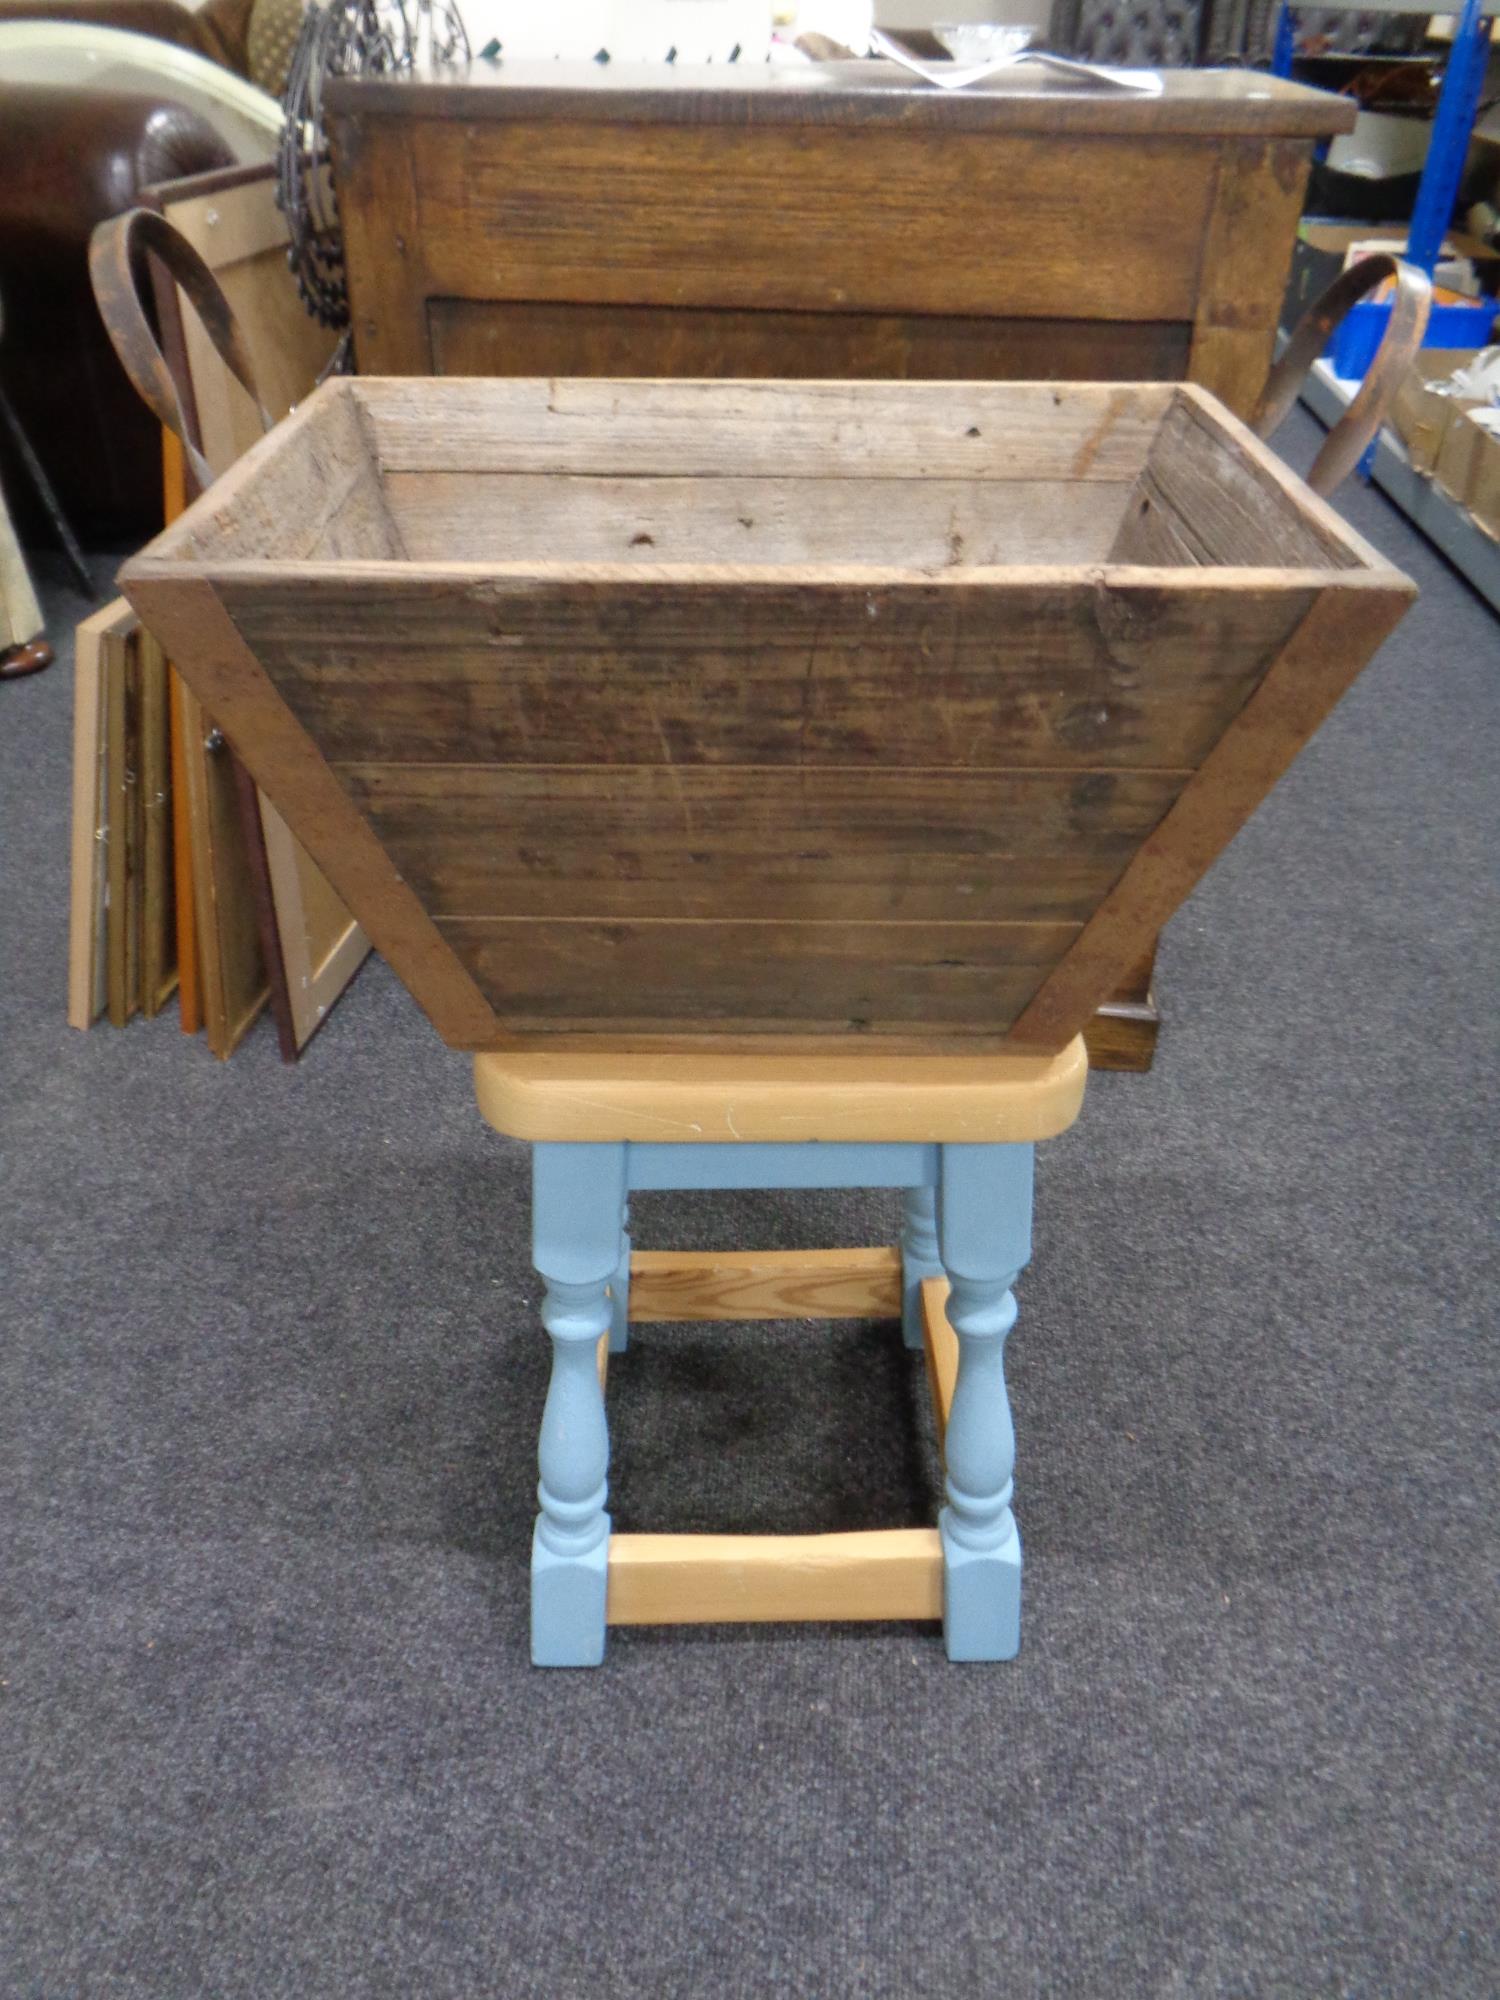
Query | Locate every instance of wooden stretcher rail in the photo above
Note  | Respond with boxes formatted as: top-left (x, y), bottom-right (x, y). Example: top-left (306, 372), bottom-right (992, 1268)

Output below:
top-left (921, 1277), bottom-right (959, 1450)
top-left (628, 1246), bottom-right (903, 1322)
top-left (596, 1253), bottom-right (964, 1629)
top-left (606, 1528), bottom-right (944, 1626)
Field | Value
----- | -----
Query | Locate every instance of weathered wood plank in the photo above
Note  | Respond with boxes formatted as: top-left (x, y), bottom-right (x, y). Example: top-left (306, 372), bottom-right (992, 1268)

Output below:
top-left (628, 1246), bottom-right (903, 1322)
top-left (1109, 393), bottom-right (1359, 570)
top-left (167, 388), bottom-right (403, 565)
top-left (383, 472), bottom-right (1132, 568)
top-left (429, 298), bottom-right (1193, 393)
top-left (606, 1527), bottom-right (944, 1626)
top-left (1010, 579), bottom-right (1417, 1048)
top-left (1187, 137), bottom-right (1312, 421)
top-left (437, 916), bottom-right (1077, 1035)
top-left (339, 763), bottom-right (1186, 924)
top-left (120, 573), bottom-right (500, 1047)
top-left (322, 83), bottom-right (1345, 1043)
top-left (126, 371), bottom-right (1412, 1052)
top-left (356, 376), bottom-right (1172, 483)
top-left (1176, 383), bottom-right (1394, 571)
top-left (222, 572), bottom-right (1318, 773)
top-left (376, 123), bottom-right (1217, 322)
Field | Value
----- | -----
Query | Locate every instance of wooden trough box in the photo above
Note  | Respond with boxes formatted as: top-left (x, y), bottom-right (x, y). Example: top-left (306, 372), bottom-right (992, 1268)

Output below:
top-left (120, 377), bottom-right (1415, 1052)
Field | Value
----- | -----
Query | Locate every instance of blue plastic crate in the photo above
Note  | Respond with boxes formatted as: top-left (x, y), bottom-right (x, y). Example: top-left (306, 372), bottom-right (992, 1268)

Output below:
top-left (1330, 295), bottom-right (1498, 380)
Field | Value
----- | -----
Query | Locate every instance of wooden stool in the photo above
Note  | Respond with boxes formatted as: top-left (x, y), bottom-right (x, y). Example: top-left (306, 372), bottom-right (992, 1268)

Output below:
top-left (474, 1038), bottom-right (1087, 1666)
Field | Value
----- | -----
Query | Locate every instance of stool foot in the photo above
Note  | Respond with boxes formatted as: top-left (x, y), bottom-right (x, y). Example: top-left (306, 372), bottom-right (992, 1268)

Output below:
top-left (531, 1519), bottom-right (610, 1667)
top-left (900, 1185), bottom-right (941, 1351)
top-left (940, 1515), bottom-right (1021, 1661)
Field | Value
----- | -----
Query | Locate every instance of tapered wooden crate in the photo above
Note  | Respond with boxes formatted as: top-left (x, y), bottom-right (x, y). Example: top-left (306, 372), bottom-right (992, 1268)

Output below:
top-left (119, 376), bottom-right (1415, 1052)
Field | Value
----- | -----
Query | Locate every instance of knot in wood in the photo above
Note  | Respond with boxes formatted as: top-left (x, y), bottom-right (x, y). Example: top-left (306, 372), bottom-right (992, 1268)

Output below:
top-left (1091, 577), bottom-right (1162, 682)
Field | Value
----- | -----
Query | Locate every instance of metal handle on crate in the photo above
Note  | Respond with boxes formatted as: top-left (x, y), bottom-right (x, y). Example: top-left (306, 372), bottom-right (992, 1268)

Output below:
top-left (1254, 253), bottom-right (1432, 499)
top-left (88, 207), bottom-right (274, 497)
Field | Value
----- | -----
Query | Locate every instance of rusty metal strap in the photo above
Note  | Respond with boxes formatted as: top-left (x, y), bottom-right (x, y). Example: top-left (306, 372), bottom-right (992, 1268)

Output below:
top-left (1255, 253), bottom-right (1432, 499)
top-left (88, 207), bottom-right (273, 497)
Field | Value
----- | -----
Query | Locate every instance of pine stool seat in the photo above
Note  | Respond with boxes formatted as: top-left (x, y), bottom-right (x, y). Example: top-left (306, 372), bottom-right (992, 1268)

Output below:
top-left (474, 1038), bottom-right (1088, 1666)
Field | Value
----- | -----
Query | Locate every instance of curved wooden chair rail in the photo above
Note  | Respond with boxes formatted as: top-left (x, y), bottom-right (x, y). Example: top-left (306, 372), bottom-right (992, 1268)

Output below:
top-left (88, 206), bottom-right (273, 497)
top-left (1254, 252), bottom-right (1432, 499)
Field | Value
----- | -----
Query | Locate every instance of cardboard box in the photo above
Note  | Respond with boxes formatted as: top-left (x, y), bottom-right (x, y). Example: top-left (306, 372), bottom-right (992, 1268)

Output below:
top-left (1442, 407), bottom-right (1500, 540)
top-left (1435, 403), bottom-right (1500, 516)
top-left (1470, 424), bottom-right (1500, 541)
top-left (1388, 351), bottom-right (1484, 473)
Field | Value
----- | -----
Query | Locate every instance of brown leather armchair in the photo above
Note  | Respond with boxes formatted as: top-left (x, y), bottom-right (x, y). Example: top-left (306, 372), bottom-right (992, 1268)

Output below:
top-left (0, 0), bottom-right (266, 542)
top-left (0, 82), bottom-right (245, 543)
top-left (0, 0), bottom-right (255, 73)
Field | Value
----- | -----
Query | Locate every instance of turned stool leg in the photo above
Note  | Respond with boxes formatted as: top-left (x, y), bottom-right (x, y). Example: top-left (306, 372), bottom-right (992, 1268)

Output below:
top-left (937, 1143), bottom-right (1034, 1663)
top-left (900, 1184), bottom-right (942, 1351)
top-left (531, 1142), bottom-right (628, 1667)
top-left (609, 1201), bottom-right (631, 1355)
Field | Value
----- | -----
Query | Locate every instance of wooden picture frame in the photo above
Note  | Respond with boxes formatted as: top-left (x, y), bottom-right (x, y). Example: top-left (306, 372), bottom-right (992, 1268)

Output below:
top-left (137, 629), bottom-right (178, 1019)
top-left (175, 671), bottom-right (269, 1059)
top-left (162, 430), bottom-right (202, 1036)
top-left (104, 620), bottom-right (142, 1028)
top-left (67, 598), bottom-right (136, 1029)
top-left (144, 160), bottom-right (367, 1058)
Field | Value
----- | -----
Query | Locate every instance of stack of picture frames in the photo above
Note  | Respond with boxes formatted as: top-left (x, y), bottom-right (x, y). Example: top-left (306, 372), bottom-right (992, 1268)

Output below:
top-left (68, 161), bottom-right (368, 1058)
top-left (68, 603), bottom-right (180, 1032)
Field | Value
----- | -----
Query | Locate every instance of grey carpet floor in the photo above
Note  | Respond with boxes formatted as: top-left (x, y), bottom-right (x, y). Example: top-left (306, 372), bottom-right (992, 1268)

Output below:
top-left (2, 410), bottom-right (1496, 1998)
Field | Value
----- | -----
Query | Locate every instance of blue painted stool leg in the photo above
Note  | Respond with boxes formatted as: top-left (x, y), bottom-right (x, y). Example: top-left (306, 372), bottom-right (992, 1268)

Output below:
top-left (531, 1142), bottom-right (627, 1667)
top-left (936, 1142), bottom-right (1034, 1663)
top-left (900, 1184), bottom-right (942, 1351)
top-left (609, 1201), bottom-right (631, 1354)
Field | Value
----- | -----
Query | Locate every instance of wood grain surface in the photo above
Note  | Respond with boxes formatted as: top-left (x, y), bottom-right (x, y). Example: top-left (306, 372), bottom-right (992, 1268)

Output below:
top-left (1110, 393), bottom-right (1358, 569)
top-left (921, 1276), bottom-right (959, 1450)
top-left (358, 375), bottom-right (1171, 482)
top-left (388, 124), bottom-right (1216, 324)
top-left (327, 60), bottom-right (1355, 138)
top-left (383, 471), bottom-right (1133, 568)
top-left (628, 1247), bottom-right (904, 1322)
top-left (606, 1528), bottom-right (944, 1626)
top-left (167, 389), bottom-right (400, 566)
top-left (472, 1036), bottom-right (1087, 1142)
top-left (150, 164), bottom-right (372, 1058)
top-left (1010, 578), bottom-right (1416, 1047)
top-left (123, 569), bottom-right (499, 1047)
top-left (161, 427), bottom-right (203, 1036)
top-left (430, 299), bottom-right (1192, 393)
top-left (441, 914), bottom-right (1078, 1035)
top-left (322, 76), bottom-right (1353, 1060)
top-left (123, 378), bottom-right (1415, 1050)
top-left (137, 631), bottom-right (177, 1018)
top-left (341, 764), bottom-right (1187, 925)
top-left (221, 572), bottom-right (1315, 772)
top-left (174, 673), bottom-right (270, 1060)
top-left (104, 625), bottom-right (142, 1029)
top-left (1188, 137), bottom-right (1313, 417)
top-left (331, 76), bottom-right (1347, 429)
